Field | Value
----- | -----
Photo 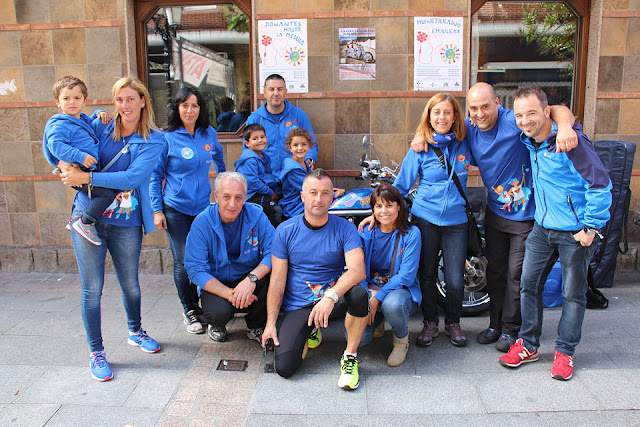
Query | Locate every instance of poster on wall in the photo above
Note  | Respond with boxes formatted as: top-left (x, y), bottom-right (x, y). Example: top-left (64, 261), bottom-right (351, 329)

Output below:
top-left (338, 28), bottom-right (376, 80)
top-left (413, 17), bottom-right (463, 91)
top-left (258, 19), bottom-right (309, 93)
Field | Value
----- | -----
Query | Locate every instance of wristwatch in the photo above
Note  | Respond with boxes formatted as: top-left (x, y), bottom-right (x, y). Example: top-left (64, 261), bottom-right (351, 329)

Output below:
top-left (582, 226), bottom-right (603, 238)
top-left (247, 273), bottom-right (258, 283)
top-left (324, 288), bottom-right (339, 303)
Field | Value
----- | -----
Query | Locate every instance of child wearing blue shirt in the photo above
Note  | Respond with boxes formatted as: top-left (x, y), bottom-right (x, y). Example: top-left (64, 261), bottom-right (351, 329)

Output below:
top-left (234, 124), bottom-right (281, 226)
top-left (43, 76), bottom-right (115, 246)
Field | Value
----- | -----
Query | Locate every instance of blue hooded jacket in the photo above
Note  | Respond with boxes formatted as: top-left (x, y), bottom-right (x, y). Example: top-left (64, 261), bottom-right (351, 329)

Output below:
top-left (245, 100), bottom-right (317, 176)
top-left (43, 111), bottom-right (102, 167)
top-left (394, 138), bottom-right (473, 226)
top-left (216, 111), bottom-right (244, 133)
top-left (149, 126), bottom-right (225, 216)
top-left (185, 202), bottom-right (275, 288)
top-left (73, 119), bottom-right (165, 234)
top-left (520, 123), bottom-right (612, 231)
top-left (279, 157), bottom-right (310, 218)
top-left (234, 149), bottom-right (278, 200)
top-left (359, 225), bottom-right (422, 305)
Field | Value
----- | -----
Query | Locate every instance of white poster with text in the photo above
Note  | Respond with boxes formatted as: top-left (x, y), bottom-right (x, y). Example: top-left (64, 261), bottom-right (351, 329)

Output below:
top-left (258, 19), bottom-right (309, 93)
top-left (413, 17), bottom-right (463, 91)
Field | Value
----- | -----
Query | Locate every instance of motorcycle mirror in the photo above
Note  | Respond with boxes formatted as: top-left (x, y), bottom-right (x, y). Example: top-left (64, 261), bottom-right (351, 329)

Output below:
top-left (362, 135), bottom-right (371, 149)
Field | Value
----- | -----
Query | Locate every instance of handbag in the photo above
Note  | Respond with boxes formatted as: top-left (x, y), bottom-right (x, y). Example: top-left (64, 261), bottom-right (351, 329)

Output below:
top-left (431, 146), bottom-right (485, 258)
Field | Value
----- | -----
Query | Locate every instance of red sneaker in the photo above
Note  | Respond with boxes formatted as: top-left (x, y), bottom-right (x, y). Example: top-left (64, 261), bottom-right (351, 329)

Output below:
top-left (551, 350), bottom-right (574, 381)
top-left (499, 338), bottom-right (539, 368)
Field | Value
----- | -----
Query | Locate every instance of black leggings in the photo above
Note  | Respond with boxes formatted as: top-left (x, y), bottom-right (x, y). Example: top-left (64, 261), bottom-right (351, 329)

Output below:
top-left (275, 285), bottom-right (368, 378)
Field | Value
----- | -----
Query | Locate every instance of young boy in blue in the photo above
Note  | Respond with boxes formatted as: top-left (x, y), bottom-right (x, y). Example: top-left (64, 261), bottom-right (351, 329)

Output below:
top-left (43, 76), bottom-right (114, 246)
top-left (234, 123), bottom-right (281, 226)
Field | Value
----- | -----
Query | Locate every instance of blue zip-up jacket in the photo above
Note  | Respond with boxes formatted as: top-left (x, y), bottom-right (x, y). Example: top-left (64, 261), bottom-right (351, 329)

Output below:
top-left (520, 123), bottom-right (612, 231)
top-left (359, 226), bottom-right (422, 304)
top-left (184, 202), bottom-right (275, 289)
top-left (394, 139), bottom-right (472, 226)
top-left (149, 126), bottom-right (225, 216)
top-left (73, 120), bottom-right (165, 234)
top-left (234, 149), bottom-right (278, 200)
top-left (43, 111), bottom-right (103, 167)
top-left (279, 157), bottom-right (310, 218)
top-left (245, 100), bottom-right (317, 176)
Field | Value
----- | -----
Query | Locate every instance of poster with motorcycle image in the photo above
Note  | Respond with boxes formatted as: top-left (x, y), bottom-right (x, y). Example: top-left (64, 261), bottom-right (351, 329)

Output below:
top-left (258, 19), bottom-right (309, 93)
top-left (339, 28), bottom-right (376, 80)
top-left (413, 17), bottom-right (463, 91)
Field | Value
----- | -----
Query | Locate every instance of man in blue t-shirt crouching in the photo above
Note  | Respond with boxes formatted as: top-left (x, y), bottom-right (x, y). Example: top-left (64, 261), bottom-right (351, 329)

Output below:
top-left (261, 169), bottom-right (368, 390)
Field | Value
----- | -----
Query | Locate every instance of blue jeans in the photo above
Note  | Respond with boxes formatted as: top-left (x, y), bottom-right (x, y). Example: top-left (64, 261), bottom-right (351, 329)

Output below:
top-left (163, 204), bottom-right (199, 314)
top-left (360, 288), bottom-right (419, 346)
top-left (72, 214), bottom-right (143, 352)
top-left (519, 223), bottom-right (595, 356)
top-left (415, 216), bottom-right (467, 325)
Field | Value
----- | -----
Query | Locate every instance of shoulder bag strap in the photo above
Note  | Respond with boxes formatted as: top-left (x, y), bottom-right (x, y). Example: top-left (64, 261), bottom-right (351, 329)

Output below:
top-left (431, 145), bottom-right (472, 212)
top-left (388, 231), bottom-right (402, 274)
top-left (100, 142), bottom-right (132, 173)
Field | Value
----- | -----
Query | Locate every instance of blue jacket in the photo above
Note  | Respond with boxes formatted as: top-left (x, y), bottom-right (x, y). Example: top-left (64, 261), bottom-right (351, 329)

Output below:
top-left (394, 139), bottom-right (472, 226)
top-left (185, 202), bottom-right (275, 289)
top-left (279, 157), bottom-right (310, 218)
top-left (216, 111), bottom-right (244, 133)
top-left (74, 120), bottom-right (164, 234)
top-left (234, 149), bottom-right (278, 200)
top-left (520, 124), bottom-right (612, 231)
top-left (245, 100), bottom-right (317, 176)
top-left (359, 226), bottom-right (422, 304)
top-left (149, 126), bottom-right (225, 216)
top-left (43, 111), bottom-right (102, 167)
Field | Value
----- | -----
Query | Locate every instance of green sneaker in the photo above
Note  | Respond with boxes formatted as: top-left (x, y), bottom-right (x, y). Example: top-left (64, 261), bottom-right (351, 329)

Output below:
top-left (308, 328), bottom-right (322, 349)
top-left (338, 354), bottom-right (360, 390)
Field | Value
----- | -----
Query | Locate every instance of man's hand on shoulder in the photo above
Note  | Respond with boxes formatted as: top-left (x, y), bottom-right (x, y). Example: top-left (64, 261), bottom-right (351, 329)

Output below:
top-left (555, 126), bottom-right (578, 153)
top-left (410, 133), bottom-right (427, 153)
top-left (308, 297), bottom-right (335, 328)
top-left (230, 278), bottom-right (258, 309)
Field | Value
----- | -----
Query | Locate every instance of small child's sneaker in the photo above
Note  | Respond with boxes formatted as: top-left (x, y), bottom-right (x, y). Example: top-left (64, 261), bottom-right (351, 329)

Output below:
top-left (72, 219), bottom-right (101, 246)
top-left (128, 329), bottom-right (160, 353)
top-left (65, 219), bottom-right (72, 231)
top-left (90, 351), bottom-right (113, 381)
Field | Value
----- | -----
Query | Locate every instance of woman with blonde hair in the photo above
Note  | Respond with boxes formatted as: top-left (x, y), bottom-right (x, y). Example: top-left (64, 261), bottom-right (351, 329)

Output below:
top-left (394, 93), bottom-right (473, 348)
top-left (59, 76), bottom-right (165, 381)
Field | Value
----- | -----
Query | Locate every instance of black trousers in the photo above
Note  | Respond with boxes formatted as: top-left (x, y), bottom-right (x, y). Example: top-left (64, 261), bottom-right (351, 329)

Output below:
top-left (484, 209), bottom-right (533, 337)
top-left (248, 194), bottom-right (282, 228)
top-left (274, 285), bottom-right (368, 379)
top-left (200, 275), bottom-right (270, 329)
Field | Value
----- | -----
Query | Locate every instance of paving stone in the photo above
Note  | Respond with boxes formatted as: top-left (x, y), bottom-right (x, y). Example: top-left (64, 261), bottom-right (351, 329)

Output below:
top-left (579, 369), bottom-right (640, 410)
top-left (0, 403), bottom-right (60, 426)
top-left (124, 368), bottom-right (184, 409)
top-left (45, 404), bottom-right (163, 427)
top-left (246, 414), bottom-right (436, 426)
top-left (0, 365), bottom-right (46, 404)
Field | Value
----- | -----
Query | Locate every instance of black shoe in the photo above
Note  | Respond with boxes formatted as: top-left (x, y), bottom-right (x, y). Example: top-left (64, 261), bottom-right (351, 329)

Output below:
top-left (477, 328), bottom-right (500, 344)
top-left (496, 333), bottom-right (516, 353)
top-left (207, 325), bottom-right (228, 342)
top-left (416, 322), bottom-right (439, 347)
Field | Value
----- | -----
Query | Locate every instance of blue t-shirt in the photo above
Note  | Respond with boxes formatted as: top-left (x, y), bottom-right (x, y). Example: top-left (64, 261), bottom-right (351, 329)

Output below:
top-left (369, 227), bottom-right (395, 287)
top-left (222, 212), bottom-right (243, 260)
top-left (94, 135), bottom-right (141, 226)
top-left (271, 214), bottom-right (363, 311)
top-left (466, 108), bottom-right (535, 221)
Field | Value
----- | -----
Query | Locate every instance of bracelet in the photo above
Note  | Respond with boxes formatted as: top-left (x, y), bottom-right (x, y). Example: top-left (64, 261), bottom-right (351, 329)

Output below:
top-left (153, 210), bottom-right (163, 214)
top-left (227, 290), bottom-right (233, 301)
top-left (88, 172), bottom-right (93, 198)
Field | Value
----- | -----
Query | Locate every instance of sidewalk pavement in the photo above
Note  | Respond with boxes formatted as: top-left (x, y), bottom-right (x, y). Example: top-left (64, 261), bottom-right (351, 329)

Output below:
top-left (1, 272), bottom-right (639, 427)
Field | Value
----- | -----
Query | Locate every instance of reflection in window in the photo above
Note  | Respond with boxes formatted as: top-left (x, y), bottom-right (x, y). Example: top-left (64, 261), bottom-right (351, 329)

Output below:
top-left (146, 4), bottom-right (250, 131)
top-left (471, 2), bottom-right (577, 109)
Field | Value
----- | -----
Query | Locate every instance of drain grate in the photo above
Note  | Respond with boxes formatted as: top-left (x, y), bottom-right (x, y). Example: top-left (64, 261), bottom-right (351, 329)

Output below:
top-left (216, 359), bottom-right (248, 371)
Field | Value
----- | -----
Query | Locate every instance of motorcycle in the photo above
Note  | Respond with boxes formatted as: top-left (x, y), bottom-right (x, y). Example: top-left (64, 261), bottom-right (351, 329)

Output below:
top-left (329, 136), bottom-right (490, 316)
top-left (344, 44), bottom-right (375, 64)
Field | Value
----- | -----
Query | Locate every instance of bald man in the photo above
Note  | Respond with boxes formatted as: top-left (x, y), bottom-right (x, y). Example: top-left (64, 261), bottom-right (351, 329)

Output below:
top-left (412, 83), bottom-right (577, 352)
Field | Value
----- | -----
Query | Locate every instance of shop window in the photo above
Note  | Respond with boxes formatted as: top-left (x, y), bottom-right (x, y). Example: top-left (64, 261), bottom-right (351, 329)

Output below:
top-left (135, 1), bottom-right (251, 134)
top-left (471, 0), bottom-right (589, 116)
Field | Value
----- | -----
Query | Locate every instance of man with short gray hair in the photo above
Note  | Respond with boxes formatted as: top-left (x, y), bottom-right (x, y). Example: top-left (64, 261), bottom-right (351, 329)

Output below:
top-left (185, 172), bottom-right (275, 344)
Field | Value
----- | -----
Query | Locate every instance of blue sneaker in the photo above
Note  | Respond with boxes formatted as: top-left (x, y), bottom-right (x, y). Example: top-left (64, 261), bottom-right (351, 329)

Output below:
top-left (128, 329), bottom-right (160, 353)
top-left (90, 351), bottom-right (113, 381)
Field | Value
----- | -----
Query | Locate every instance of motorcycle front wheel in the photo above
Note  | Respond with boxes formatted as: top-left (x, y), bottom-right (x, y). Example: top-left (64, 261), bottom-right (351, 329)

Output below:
top-left (436, 252), bottom-right (490, 316)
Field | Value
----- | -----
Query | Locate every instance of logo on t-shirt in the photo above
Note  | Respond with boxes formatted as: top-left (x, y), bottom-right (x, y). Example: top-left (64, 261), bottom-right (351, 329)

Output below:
top-left (102, 189), bottom-right (138, 220)
top-left (491, 167), bottom-right (532, 213)
top-left (307, 280), bottom-right (336, 303)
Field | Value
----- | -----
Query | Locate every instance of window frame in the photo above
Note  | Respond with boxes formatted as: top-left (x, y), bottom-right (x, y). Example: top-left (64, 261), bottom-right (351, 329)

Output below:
top-left (134, 0), bottom-right (252, 138)
top-left (470, 0), bottom-right (589, 119)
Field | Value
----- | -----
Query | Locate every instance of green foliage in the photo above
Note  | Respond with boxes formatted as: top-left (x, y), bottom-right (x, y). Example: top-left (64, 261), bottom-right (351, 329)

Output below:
top-left (518, 3), bottom-right (576, 74)
top-left (222, 5), bottom-right (249, 33)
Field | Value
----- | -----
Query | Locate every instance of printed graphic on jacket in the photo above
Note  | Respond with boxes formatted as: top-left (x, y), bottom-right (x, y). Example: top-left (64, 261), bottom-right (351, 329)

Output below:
top-left (102, 190), bottom-right (138, 219)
